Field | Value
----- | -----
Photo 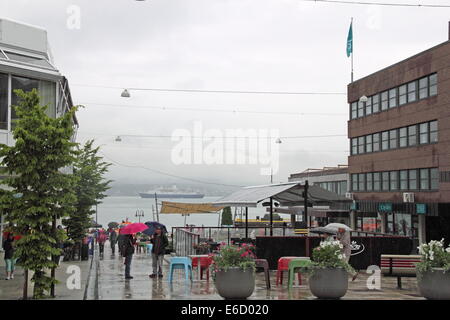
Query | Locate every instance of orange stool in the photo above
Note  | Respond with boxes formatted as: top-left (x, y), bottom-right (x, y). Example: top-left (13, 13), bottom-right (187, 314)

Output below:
top-left (276, 257), bottom-right (302, 285)
top-left (191, 256), bottom-right (213, 280)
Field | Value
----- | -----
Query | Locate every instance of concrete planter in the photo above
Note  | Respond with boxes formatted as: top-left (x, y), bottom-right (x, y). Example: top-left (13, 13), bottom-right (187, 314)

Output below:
top-left (309, 268), bottom-right (348, 299)
top-left (214, 268), bottom-right (255, 299)
top-left (417, 268), bottom-right (450, 300)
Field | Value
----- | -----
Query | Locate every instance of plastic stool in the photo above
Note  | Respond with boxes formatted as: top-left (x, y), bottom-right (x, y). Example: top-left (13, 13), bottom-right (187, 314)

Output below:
top-left (191, 256), bottom-right (213, 281)
top-left (276, 257), bottom-right (303, 286)
top-left (255, 259), bottom-right (271, 289)
top-left (168, 257), bottom-right (193, 283)
top-left (288, 258), bottom-right (311, 287)
top-left (146, 244), bottom-right (153, 254)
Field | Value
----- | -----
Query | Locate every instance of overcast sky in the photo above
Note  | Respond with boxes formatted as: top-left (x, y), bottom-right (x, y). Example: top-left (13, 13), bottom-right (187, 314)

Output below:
top-left (2, 0), bottom-right (450, 188)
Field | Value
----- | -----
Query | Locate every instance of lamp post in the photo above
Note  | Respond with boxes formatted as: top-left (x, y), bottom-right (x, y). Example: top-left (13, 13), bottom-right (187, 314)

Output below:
top-left (135, 209), bottom-right (144, 223)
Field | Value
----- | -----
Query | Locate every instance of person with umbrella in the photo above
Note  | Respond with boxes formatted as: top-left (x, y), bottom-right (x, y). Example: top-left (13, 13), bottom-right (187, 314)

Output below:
top-left (109, 227), bottom-right (118, 256)
top-left (119, 223), bottom-right (149, 279)
top-left (149, 227), bottom-right (168, 279)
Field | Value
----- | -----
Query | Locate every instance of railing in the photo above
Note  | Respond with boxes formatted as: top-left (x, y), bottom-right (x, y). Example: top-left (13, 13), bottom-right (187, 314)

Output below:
top-left (173, 228), bottom-right (200, 256)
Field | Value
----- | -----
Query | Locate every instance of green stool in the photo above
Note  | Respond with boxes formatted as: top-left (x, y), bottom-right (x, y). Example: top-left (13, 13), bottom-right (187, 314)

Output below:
top-left (288, 258), bottom-right (312, 288)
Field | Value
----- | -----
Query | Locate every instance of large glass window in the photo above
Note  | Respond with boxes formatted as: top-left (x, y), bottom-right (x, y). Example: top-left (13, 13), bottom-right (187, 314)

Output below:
top-left (389, 129), bottom-right (398, 149)
top-left (407, 81), bottom-right (417, 103)
top-left (358, 173), bottom-right (365, 191)
top-left (351, 138), bottom-right (357, 155)
top-left (381, 91), bottom-right (389, 111)
top-left (420, 168), bottom-right (429, 190)
top-left (372, 133), bottom-right (380, 152)
top-left (372, 94), bottom-right (380, 113)
top-left (419, 77), bottom-right (428, 99)
top-left (357, 101), bottom-right (364, 118)
top-left (366, 172), bottom-right (373, 191)
top-left (365, 96), bottom-right (372, 116)
top-left (382, 172), bottom-right (390, 191)
top-left (419, 122), bottom-right (429, 144)
top-left (352, 174), bottom-right (358, 191)
top-left (366, 134), bottom-right (372, 153)
top-left (399, 84), bottom-right (407, 106)
top-left (400, 170), bottom-right (408, 190)
top-left (430, 168), bottom-right (439, 190)
top-left (399, 127), bottom-right (407, 147)
top-left (390, 171), bottom-right (398, 190)
top-left (430, 120), bottom-right (438, 143)
top-left (351, 102), bottom-right (357, 119)
top-left (373, 172), bottom-right (381, 191)
top-left (381, 131), bottom-right (389, 150)
top-left (358, 136), bottom-right (365, 154)
top-left (0, 73), bottom-right (7, 130)
top-left (408, 125), bottom-right (417, 146)
top-left (389, 88), bottom-right (397, 108)
top-left (409, 169), bottom-right (417, 190)
top-left (429, 74), bottom-right (437, 96)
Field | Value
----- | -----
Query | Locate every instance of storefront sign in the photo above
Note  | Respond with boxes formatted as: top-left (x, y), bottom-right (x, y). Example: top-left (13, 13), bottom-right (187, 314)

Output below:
top-left (378, 203), bottom-right (392, 212)
top-left (416, 203), bottom-right (427, 215)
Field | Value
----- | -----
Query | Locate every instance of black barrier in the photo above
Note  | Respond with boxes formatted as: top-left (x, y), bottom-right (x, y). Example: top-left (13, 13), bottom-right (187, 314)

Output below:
top-left (255, 236), bottom-right (413, 270)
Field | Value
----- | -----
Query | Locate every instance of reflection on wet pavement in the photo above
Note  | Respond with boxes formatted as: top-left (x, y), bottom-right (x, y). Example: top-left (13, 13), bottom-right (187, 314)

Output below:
top-left (96, 248), bottom-right (423, 300)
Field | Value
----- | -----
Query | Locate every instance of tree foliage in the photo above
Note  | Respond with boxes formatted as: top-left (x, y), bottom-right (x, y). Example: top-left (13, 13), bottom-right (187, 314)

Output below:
top-left (221, 207), bottom-right (233, 226)
top-left (0, 89), bottom-right (77, 298)
top-left (64, 140), bottom-right (111, 243)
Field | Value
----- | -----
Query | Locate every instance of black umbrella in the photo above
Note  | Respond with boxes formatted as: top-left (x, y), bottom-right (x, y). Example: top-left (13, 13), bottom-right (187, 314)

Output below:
top-left (108, 222), bottom-right (119, 229)
top-left (143, 221), bottom-right (167, 236)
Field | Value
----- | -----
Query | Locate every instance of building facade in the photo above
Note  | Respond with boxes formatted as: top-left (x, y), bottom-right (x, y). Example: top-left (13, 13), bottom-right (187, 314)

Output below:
top-left (348, 27), bottom-right (450, 248)
top-left (0, 18), bottom-right (78, 248)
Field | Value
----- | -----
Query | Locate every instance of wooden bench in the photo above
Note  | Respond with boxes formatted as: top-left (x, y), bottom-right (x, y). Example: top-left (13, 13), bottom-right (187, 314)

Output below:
top-left (380, 254), bottom-right (421, 289)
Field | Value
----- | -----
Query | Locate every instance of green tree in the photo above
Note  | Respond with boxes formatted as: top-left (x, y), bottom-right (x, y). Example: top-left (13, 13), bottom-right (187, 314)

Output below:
top-left (221, 207), bottom-right (233, 226)
top-left (64, 140), bottom-right (111, 256)
top-left (0, 89), bottom-right (77, 299)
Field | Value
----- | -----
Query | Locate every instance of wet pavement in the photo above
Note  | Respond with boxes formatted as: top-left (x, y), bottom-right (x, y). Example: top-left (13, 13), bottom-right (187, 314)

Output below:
top-left (95, 243), bottom-right (424, 300)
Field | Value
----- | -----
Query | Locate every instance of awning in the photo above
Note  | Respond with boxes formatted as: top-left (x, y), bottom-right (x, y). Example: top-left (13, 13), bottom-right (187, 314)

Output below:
top-left (213, 182), bottom-right (351, 208)
top-left (160, 201), bottom-right (224, 215)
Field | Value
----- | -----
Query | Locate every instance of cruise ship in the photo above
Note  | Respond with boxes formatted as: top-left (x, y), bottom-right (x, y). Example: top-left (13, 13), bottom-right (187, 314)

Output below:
top-left (138, 186), bottom-right (205, 199)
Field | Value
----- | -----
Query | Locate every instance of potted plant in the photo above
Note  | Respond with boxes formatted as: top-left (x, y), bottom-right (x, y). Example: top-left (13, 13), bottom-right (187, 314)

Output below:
top-left (193, 241), bottom-right (210, 255)
top-left (302, 240), bottom-right (355, 299)
top-left (416, 239), bottom-right (450, 299)
top-left (211, 243), bottom-right (256, 299)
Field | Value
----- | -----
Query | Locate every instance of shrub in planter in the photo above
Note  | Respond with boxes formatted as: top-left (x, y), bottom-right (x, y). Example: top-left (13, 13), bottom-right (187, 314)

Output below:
top-left (301, 240), bottom-right (355, 299)
top-left (211, 243), bottom-right (256, 299)
top-left (416, 239), bottom-right (450, 300)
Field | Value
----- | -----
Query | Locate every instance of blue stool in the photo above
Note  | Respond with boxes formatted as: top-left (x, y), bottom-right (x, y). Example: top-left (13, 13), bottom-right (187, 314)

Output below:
top-left (146, 244), bottom-right (153, 254)
top-left (168, 257), bottom-right (193, 283)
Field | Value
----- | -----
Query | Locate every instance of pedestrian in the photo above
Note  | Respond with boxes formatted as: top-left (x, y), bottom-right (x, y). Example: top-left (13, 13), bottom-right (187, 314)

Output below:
top-left (98, 230), bottom-right (107, 256)
top-left (149, 227), bottom-right (168, 279)
top-left (3, 233), bottom-right (16, 280)
top-left (122, 234), bottom-right (136, 279)
top-left (117, 232), bottom-right (125, 258)
top-left (337, 227), bottom-right (351, 262)
top-left (53, 225), bottom-right (64, 266)
top-left (109, 228), bottom-right (118, 256)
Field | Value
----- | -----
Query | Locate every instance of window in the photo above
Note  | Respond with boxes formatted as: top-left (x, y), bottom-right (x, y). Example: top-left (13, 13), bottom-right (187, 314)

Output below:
top-left (365, 96), bottom-right (372, 116)
top-left (420, 168), bottom-right (429, 190)
top-left (4, 51), bottom-right (54, 69)
top-left (382, 172), bottom-right (390, 191)
top-left (366, 134), bottom-right (373, 153)
top-left (358, 136), bottom-right (365, 154)
top-left (419, 122), bottom-right (429, 144)
top-left (373, 172), bottom-right (381, 191)
top-left (389, 88), bottom-right (397, 108)
top-left (381, 131), bottom-right (389, 150)
top-left (351, 102), bottom-right (357, 119)
top-left (430, 120), bottom-right (438, 143)
top-left (409, 169), bottom-right (417, 190)
top-left (419, 77), bottom-right (428, 99)
top-left (351, 138), bottom-right (357, 155)
top-left (389, 129), bottom-right (398, 149)
top-left (372, 94), bottom-right (380, 113)
top-left (381, 91), bottom-right (389, 111)
top-left (357, 101), bottom-right (364, 118)
top-left (400, 170), bottom-right (408, 190)
top-left (399, 127), bottom-right (407, 148)
top-left (407, 81), bottom-right (417, 103)
top-left (430, 168), bottom-right (439, 190)
top-left (372, 133), bottom-right (380, 152)
top-left (399, 84), bottom-right (407, 105)
top-left (0, 73), bottom-right (7, 130)
top-left (408, 125), bottom-right (417, 146)
top-left (429, 73), bottom-right (437, 96)
top-left (390, 171), bottom-right (398, 191)
top-left (358, 173), bottom-right (365, 191)
top-left (366, 173), bottom-right (373, 191)
top-left (352, 174), bottom-right (358, 191)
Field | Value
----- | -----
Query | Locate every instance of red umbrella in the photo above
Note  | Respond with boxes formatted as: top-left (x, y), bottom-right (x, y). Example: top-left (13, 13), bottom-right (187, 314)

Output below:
top-left (119, 223), bottom-right (148, 235)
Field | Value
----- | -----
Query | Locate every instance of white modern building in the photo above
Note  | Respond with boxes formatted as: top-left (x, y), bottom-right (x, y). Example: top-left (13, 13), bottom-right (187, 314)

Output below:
top-left (0, 18), bottom-right (78, 247)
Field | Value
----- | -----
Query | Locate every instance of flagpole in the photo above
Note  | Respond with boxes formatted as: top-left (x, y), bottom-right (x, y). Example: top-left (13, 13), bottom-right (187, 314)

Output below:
top-left (351, 17), bottom-right (354, 83)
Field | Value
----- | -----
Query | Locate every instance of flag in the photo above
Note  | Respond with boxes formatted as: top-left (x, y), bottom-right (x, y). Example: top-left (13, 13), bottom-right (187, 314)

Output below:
top-left (346, 20), bottom-right (353, 57)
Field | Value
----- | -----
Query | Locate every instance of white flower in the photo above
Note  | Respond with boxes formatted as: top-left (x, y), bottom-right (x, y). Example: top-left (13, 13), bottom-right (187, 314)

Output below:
top-left (338, 254), bottom-right (344, 260)
top-left (446, 247), bottom-right (450, 253)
